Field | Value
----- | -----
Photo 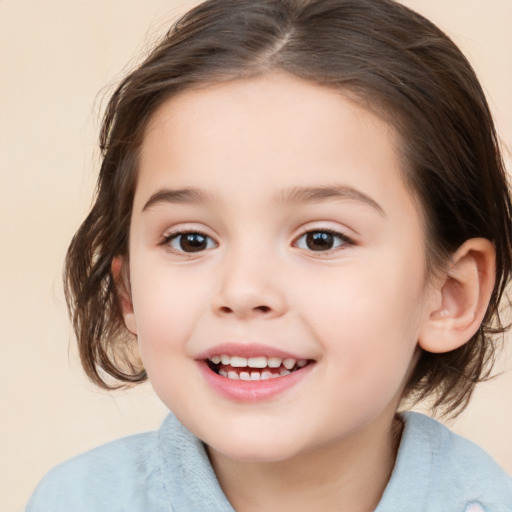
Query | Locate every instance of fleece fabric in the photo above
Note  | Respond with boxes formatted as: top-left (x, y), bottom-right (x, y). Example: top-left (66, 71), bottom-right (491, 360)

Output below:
top-left (26, 412), bottom-right (512, 511)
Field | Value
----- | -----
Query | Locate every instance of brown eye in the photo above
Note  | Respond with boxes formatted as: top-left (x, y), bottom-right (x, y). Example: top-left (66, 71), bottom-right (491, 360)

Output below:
top-left (167, 232), bottom-right (216, 253)
top-left (306, 232), bottom-right (335, 251)
top-left (295, 230), bottom-right (349, 252)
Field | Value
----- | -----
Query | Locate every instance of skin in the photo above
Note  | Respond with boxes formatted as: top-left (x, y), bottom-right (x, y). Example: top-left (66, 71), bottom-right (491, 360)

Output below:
top-left (119, 72), bottom-right (493, 511)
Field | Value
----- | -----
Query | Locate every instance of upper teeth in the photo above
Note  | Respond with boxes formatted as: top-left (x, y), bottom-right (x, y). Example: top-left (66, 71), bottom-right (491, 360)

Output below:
top-left (209, 355), bottom-right (307, 369)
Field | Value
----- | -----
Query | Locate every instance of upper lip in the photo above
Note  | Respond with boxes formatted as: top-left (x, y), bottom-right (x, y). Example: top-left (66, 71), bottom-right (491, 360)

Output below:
top-left (195, 342), bottom-right (311, 361)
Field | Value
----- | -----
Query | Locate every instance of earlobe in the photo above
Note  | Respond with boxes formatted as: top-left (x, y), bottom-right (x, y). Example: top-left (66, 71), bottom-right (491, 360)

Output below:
top-left (111, 256), bottom-right (138, 335)
top-left (418, 238), bottom-right (495, 354)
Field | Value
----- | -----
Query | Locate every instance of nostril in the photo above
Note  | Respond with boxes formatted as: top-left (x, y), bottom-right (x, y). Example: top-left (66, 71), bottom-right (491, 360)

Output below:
top-left (215, 302), bottom-right (276, 317)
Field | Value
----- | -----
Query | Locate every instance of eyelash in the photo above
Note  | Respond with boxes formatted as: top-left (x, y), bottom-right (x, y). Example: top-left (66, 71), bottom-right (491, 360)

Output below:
top-left (161, 230), bottom-right (218, 254)
top-left (293, 228), bottom-right (353, 254)
top-left (160, 228), bottom-right (353, 255)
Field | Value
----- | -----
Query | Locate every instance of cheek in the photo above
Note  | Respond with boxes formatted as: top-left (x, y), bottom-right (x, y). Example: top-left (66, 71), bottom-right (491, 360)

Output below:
top-left (129, 270), bottom-right (206, 410)
top-left (130, 265), bottom-right (209, 356)
top-left (299, 259), bottom-right (426, 371)
top-left (303, 260), bottom-right (424, 326)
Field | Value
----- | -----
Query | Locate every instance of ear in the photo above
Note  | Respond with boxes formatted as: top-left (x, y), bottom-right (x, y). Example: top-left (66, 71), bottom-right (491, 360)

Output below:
top-left (111, 256), bottom-right (137, 335)
top-left (418, 238), bottom-right (495, 353)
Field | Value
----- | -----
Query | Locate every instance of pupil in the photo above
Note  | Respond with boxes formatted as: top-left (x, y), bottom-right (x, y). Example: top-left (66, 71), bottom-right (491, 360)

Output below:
top-left (180, 233), bottom-right (207, 252)
top-left (306, 232), bottom-right (333, 251)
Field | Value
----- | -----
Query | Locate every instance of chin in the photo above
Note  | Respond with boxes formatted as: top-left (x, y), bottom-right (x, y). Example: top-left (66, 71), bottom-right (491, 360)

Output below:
top-left (211, 443), bottom-right (302, 464)
top-left (202, 426), bottom-right (309, 464)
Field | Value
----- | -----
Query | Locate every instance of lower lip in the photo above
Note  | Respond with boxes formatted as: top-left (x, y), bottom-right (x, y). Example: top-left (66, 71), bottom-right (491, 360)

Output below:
top-left (197, 361), bottom-right (314, 402)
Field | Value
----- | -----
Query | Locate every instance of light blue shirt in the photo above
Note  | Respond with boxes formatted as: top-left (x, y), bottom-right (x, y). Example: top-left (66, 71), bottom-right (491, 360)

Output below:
top-left (26, 412), bottom-right (512, 511)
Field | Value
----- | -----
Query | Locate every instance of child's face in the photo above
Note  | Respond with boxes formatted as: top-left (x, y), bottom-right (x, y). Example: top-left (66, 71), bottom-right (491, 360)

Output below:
top-left (124, 73), bottom-right (434, 463)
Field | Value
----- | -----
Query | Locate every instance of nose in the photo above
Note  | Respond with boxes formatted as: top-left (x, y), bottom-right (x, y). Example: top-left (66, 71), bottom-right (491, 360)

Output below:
top-left (211, 249), bottom-right (288, 320)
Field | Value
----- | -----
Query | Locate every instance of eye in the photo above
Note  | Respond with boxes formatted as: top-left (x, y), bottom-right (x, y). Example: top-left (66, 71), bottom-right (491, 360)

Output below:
top-left (294, 229), bottom-right (351, 252)
top-left (164, 231), bottom-right (217, 253)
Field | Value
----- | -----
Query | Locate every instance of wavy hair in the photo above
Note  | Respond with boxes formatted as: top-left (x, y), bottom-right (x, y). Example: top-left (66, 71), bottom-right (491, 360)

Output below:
top-left (65, 0), bottom-right (512, 417)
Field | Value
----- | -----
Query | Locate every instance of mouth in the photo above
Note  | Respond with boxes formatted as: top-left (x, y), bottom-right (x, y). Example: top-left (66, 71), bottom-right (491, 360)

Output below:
top-left (197, 346), bottom-right (316, 401)
top-left (205, 354), bottom-right (311, 381)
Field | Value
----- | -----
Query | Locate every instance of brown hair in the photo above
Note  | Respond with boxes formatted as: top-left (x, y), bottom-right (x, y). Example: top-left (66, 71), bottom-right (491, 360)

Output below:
top-left (65, 0), bottom-right (512, 417)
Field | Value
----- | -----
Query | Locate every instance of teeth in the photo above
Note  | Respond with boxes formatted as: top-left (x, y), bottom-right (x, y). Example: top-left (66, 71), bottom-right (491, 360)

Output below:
top-left (212, 354), bottom-right (284, 369)
top-left (219, 369), bottom-right (280, 381)
top-left (267, 357), bottom-right (282, 368)
top-left (230, 356), bottom-right (247, 368)
top-left (248, 356), bottom-right (267, 368)
top-left (283, 358), bottom-right (296, 370)
top-left (209, 354), bottom-right (310, 377)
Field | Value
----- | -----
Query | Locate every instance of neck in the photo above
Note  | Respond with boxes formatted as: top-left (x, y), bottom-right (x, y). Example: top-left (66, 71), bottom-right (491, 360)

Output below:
top-left (208, 414), bottom-right (403, 512)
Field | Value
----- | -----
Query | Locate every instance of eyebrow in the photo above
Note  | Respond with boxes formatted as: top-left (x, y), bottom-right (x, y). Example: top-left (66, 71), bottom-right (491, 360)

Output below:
top-left (278, 185), bottom-right (385, 216)
top-left (142, 187), bottom-right (214, 211)
top-left (142, 184), bottom-right (385, 216)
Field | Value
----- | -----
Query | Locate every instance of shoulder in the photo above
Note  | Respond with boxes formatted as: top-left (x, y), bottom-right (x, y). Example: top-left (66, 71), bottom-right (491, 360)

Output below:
top-left (406, 412), bottom-right (510, 488)
top-left (26, 413), bottom-right (235, 512)
top-left (377, 412), bottom-right (512, 512)
top-left (25, 428), bottom-right (163, 512)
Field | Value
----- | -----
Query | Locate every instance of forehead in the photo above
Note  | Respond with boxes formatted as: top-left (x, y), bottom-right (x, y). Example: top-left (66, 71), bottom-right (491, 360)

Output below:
top-left (135, 72), bottom-right (414, 219)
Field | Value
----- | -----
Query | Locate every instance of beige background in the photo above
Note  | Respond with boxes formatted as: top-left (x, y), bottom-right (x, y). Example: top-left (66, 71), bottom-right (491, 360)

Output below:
top-left (1, 1), bottom-right (511, 510)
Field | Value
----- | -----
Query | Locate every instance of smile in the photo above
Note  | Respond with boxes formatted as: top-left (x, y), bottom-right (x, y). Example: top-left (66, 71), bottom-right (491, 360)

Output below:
top-left (197, 345), bottom-right (316, 402)
top-left (206, 355), bottom-right (309, 380)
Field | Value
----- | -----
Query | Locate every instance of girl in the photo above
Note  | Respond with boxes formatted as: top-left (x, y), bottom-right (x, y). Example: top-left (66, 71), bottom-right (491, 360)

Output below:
top-left (27, 0), bottom-right (512, 510)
